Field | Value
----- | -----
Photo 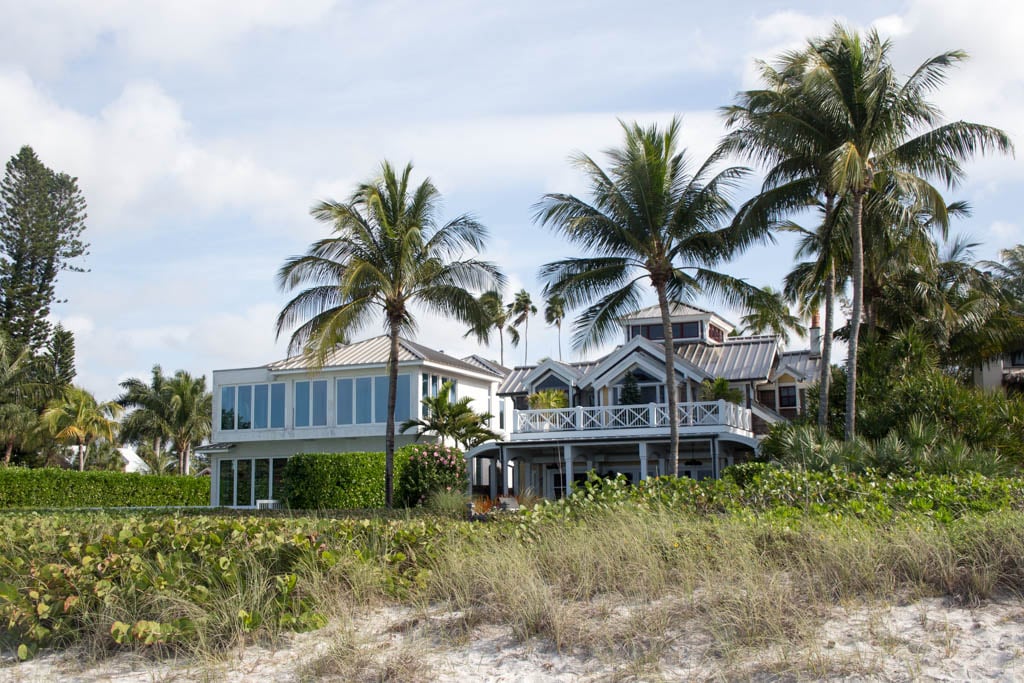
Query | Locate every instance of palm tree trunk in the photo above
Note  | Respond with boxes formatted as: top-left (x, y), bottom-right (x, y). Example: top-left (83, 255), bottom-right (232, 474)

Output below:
top-left (557, 324), bottom-right (562, 362)
top-left (656, 286), bottom-right (680, 476)
top-left (78, 440), bottom-right (86, 471)
top-left (818, 265), bottom-right (835, 430)
top-left (524, 316), bottom-right (529, 365)
top-left (845, 191), bottom-right (866, 441)
top-left (183, 444), bottom-right (191, 476)
top-left (385, 319), bottom-right (401, 508)
top-left (3, 441), bottom-right (12, 465)
top-left (498, 325), bottom-right (504, 367)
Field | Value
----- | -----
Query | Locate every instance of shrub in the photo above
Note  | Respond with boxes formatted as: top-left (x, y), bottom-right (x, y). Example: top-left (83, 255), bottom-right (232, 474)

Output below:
top-left (0, 467), bottom-right (208, 508)
top-left (281, 451), bottom-right (407, 510)
top-left (395, 443), bottom-right (465, 507)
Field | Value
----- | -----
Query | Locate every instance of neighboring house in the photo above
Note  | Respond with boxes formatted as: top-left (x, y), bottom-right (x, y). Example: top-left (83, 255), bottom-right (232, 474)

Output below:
top-left (469, 304), bottom-right (821, 499)
top-left (200, 335), bottom-right (512, 507)
top-left (974, 349), bottom-right (1024, 395)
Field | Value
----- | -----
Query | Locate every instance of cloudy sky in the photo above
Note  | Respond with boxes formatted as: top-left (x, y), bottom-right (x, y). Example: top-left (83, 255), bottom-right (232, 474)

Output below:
top-left (1, 0), bottom-right (1020, 400)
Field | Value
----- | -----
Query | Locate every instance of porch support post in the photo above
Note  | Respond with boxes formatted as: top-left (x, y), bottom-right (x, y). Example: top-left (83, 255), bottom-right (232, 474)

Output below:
top-left (564, 444), bottom-right (574, 495)
top-left (489, 455), bottom-right (498, 500)
top-left (711, 437), bottom-right (720, 479)
top-left (639, 442), bottom-right (648, 481)
top-left (500, 448), bottom-right (510, 496)
top-left (465, 451), bottom-right (473, 495)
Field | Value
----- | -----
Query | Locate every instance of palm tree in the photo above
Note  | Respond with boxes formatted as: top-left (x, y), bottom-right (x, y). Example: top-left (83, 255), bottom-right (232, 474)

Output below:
top-left (135, 442), bottom-right (177, 475)
top-left (0, 334), bottom-right (45, 465)
top-left (536, 118), bottom-right (758, 476)
top-left (118, 365), bottom-right (172, 469)
top-left (276, 161), bottom-right (505, 507)
top-left (544, 293), bottom-right (566, 361)
top-left (794, 25), bottom-right (1011, 439)
top-left (41, 386), bottom-right (122, 471)
top-left (464, 290), bottom-right (517, 366)
top-left (740, 286), bottom-right (806, 344)
top-left (400, 381), bottom-right (498, 450)
top-left (165, 371), bottom-right (212, 475)
top-left (508, 289), bottom-right (537, 364)
top-left (698, 377), bottom-right (744, 404)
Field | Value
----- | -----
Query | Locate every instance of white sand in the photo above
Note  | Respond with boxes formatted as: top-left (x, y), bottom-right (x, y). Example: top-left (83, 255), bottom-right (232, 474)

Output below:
top-left (3, 597), bottom-right (1024, 682)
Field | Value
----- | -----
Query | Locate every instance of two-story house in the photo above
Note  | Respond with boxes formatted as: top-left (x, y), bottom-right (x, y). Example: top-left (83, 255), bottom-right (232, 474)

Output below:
top-left (201, 335), bottom-right (512, 507)
top-left (469, 304), bottom-right (821, 499)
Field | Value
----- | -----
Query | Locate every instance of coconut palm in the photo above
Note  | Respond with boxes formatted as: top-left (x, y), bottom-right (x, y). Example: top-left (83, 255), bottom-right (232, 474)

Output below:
top-left (0, 334), bottom-right (46, 465)
top-left (165, 371), bottom-right (212, 475)
top-left (118, 365), bottom-right (172, 469)
top-left (544, 293), bottom-right (566, 361)
top-left (400, 381), bottom-right (498, 450)
top-left (698, 377), bottom-right (744, 404)
top-left (463, 290), bottom-right (517, 366)
top-left (793, 25), bottom-right (1011, 439)
top-left (41, 386), bottom-right (122, 471)
top-left (740, 286), bottom-right (806, 344)
top-left (276, 161), bottom-right (504, 507)
top-left (508, 289), bottom-right (537, 365)
top-left (536, 118), bottom-right (758, 476)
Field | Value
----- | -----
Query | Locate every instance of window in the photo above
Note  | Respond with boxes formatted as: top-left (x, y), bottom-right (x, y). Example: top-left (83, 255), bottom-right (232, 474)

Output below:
top-left (356, 377), bottom-right (372, 423)
top-left (499, 398), bottom-right (505, 429)
top-left (374, 376), bottom-right (388, 424)
top-left (237, 385), bottom-right (252, 429)
top-left (1012, 350), bottom-right (1024, 367)
top-left (221, 383), bottom-right (286, 430)
top-left (294, 380), bottom-right (327, 427)
top-left (778, 385), bottom-right (798, 409)
top-left (219, 457), bottom-right (290, 507)
top-left (670, 322), bottom-right (701, 339)
top-left (220, 386), bottom-right (235, 430)
top-left (218, 459), bottom-right (234, 505)
top-left (647, 324), bottom-right (664, 340)
top-left (708, 324), bottom-right (725, 342)
top-left (395, 375), bottom-right (411, 422)
top-left (236, 459), bottom-right (252, 507)
top-left (337, 378), bottom-right (353, 425)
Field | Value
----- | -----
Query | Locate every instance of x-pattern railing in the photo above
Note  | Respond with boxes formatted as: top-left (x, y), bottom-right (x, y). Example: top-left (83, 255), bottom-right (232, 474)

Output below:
top-left (514, 401), bottom-right (752, 434)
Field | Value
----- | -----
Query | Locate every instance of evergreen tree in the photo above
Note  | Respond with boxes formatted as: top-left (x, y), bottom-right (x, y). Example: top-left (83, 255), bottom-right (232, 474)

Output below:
top-left (619, 371), bottom-right (643, 405)
top-left (43, 323), bottom-right (76, 388)
top-left (0, 146), bottom-right (88, 352)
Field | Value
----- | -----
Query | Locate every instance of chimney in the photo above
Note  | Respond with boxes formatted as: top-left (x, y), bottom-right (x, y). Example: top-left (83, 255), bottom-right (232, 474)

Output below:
top-left (809, 310), bottom-right (821, 358)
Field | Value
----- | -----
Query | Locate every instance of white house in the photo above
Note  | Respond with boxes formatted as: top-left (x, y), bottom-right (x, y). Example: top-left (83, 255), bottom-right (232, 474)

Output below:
top-left (469, 304), bottom-right (822, 499)
top-left (201, 335), bottom-right (512, 507)
top-left (974, 349), bottom-right (1024, 395)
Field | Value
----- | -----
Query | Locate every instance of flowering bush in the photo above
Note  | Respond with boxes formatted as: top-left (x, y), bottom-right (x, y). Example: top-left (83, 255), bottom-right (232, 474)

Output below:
top-left (395, 443), bottom-right (465, 507)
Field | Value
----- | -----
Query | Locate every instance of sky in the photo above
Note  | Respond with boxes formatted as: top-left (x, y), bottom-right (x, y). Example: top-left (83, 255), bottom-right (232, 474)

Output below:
top-left (0, 0), bottom-right (1020, 401)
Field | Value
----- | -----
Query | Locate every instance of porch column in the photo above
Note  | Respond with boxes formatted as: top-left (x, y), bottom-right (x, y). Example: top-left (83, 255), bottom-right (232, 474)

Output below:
top-left (500, 448), bottom-right (510, 495)
top-left (465, 451), bottom-right (473, 495)
top-left (564, 444), bottom-right (574, 495)
top-left (639, 442), bottom-right (648, 481)
top-left (489, 456), bottom-right (498, 499)
top-left (711, 438), bottom-right (720, 479)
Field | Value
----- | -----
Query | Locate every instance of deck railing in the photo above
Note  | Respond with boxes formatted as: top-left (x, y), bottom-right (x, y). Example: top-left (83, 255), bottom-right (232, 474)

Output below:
top-left (514, 400), bottom-right (752, 435)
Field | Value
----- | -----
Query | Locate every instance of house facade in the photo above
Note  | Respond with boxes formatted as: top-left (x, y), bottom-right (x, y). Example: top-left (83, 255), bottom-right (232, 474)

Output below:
top-left (974, 349), bottom-right (1024, 395)
top-left (468, 304), bottom-right (821, 499)
top-left (202, 336), bottom-right (512, 507)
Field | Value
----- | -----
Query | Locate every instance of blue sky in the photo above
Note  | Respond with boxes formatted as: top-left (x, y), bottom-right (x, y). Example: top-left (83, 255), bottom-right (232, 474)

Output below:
top-left (0, 0), bottom-right (1020, 400)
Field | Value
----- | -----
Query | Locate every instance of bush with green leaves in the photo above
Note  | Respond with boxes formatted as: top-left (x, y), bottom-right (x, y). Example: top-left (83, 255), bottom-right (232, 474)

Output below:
top-left (0, 467), bottom-right (208, 508)
top-left (280, 451), bottom-right (407, 510)
top-left (395, 443), bottom-right (465, 507)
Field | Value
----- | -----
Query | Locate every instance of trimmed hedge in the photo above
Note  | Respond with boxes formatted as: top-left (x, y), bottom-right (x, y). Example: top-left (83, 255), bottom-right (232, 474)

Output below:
top-left (282, 450), bottom-right (409, 509)
top-left (0, 467), bottom-right (209, 509)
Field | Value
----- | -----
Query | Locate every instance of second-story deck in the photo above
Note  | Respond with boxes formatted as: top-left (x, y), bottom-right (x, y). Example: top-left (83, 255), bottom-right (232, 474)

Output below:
top-left (511, 400), bottom-right (753, 441)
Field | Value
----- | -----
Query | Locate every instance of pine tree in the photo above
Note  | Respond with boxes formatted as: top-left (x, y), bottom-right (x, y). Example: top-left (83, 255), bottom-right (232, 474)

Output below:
top-left (43, 323), bottom-right (76, 388)
top-left (619, 371), bottom-right (643, 405)
top-left (0, 146), bottom-right (88, 352)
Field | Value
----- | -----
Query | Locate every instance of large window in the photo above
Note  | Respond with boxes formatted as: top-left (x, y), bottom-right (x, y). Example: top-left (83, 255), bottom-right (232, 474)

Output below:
top-left (1012, 350), bottom-right (1024, 367)
top-left (778, 385), bottom-right (798, 409)
top-left (221, 383), bottom-right (286, 430)
top-left (421, 373), bottom-right (456, 416)
top-left (631, 322), bottom-right (701, 341)
top-left (295, 380), bottom-right (328, 427)
top-left (218, 456), bottom-right (291, 506)
top-left (342, 374), bottom-right (411, 425)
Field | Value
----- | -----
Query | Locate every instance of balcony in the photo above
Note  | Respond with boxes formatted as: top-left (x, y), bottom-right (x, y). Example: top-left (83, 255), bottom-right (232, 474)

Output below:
top-left (512, 400), bottom-right (753, 440)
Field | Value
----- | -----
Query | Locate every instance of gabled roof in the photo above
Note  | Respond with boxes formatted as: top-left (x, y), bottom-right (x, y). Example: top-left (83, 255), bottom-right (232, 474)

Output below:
top-left (498, 359), bottom-right (602, 395)
top-left (585, 335), bottom-right (710, 388)
top-left (677, 335), bottom-right (781, 381)
top-left (460, 355), bottom-right (511, 377)
top-left (268, 335), bottom-right (496, 377)
top-left (772, 350), bottom-right (823, 383)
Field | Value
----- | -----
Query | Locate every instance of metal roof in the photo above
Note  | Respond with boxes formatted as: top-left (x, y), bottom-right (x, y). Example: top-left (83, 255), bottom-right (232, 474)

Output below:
top-left (195, 442), bottom-right (235, 453)
top-left (773, 351), bottom-right (823, 382)
top-left (677, 335), bottom-right (780, 381)
top-left (498, 359), bottom-right (603, 395)
top-left (621, 303), bottom-right (713, 320)
top-left (267, 335), bottom-right (498, 377)
top-left (460, 354), bottom-right (511, 377)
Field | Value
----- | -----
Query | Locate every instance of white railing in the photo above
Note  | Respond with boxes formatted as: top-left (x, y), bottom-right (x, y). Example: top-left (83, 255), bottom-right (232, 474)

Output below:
top-left (514, 400), bottom-right (752, 435)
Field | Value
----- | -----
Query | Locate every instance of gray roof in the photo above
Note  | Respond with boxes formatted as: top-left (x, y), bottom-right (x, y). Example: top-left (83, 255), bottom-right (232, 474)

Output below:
top-left (677, 335), bottom-right (780, 381)
top-left (621, 303), bottom-right (713, 320)
top-left (195, 442), bottom-right (235, 453)
top-left (268, 335), bottom-right (498, 377)
top-left (774, 350), bottom-right (823, 382)
top-left (498, 360), bottom-right (602, 395)
top-left (461, 355), bottom-right (510, 377)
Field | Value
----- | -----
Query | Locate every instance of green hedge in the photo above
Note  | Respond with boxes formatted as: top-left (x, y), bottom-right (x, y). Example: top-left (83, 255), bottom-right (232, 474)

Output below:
top-left (0, 467), bottom-right (209, 508)
top-left (282, 450), bottom-right (411, 509)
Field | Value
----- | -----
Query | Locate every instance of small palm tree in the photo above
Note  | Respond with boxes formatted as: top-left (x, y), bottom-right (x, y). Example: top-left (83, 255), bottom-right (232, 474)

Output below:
top-left (527, 388), bottom-right (569, 409)
top-left (118, 365), bottom-right (172, 469)
top-left (0, 334), bottom-right (46, 465)
top-left (276, 161), bottom-right (505, 506)
top-left (544, 293), bottom-right (566, 361)
top-left (42, 386), bottom-right (122, 471)
top-left (698, 377), bottom-right (744, 405)
top-left (508, 289), bottom-right (537, 365)
top-left (400, 381), bottom-right (498, 450)
top-left (536, 118), bottom-right (759, 476)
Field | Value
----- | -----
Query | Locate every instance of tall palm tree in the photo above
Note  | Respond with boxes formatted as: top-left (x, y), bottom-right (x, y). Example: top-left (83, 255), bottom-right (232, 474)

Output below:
top-left (276, 161), bottom-right (504, 507)
top-left (41, 386), bottom-right (122, 471)
top-left (0, 334), bottom-right (45, 465)
top-left (544, 293), bottom-right (566, 361)
top-left (796, 25), bottom-right (1011, 439)
top-left (165, 371), bottom-right (212, 475)
top-left (463, 290), bottom-right (517, 366)
top-left (740, 286), bottom-right (806, 344)
top-left (536, 118), bottom-right (757, 476)
top-left (508, 289), bottom-right (537, 364)
top-left (118, 365), bottom-right (172, 469)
